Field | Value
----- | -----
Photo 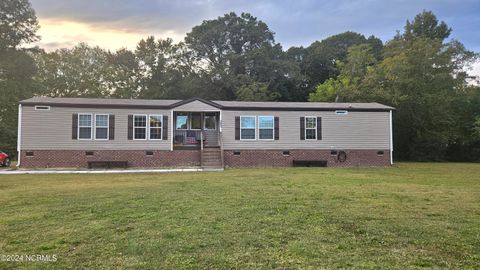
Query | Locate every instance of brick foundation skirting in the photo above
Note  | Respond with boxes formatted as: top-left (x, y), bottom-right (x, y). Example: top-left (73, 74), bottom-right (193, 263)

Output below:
top-left (19, 149), bottom-right (390, 168)
top-left (223, 149), bottom-right (391, 167)
top-left (20, 150), bottom-right (200, 168)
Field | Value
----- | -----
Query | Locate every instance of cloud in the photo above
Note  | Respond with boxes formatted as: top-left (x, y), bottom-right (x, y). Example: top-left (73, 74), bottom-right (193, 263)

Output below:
top-left (30, 0), bottom-right (480, 52)
top-left (31, 0), bottom-right (213, 35)
top-left (470, 61), bottom-right (480, 83)
top-left (33, 18), bottom-right (186, 51)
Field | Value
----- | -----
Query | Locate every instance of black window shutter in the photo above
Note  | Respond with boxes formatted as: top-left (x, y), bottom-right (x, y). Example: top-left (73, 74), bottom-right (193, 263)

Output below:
top-left (109, 115), bottom-right (115, 140)
top-left (274, 117), bottom-right (279, 140)
top-left (127, 115), bottom-right (133, 140)
top-left (72, 114), bottom-right (78, 140)
top-left (317, 117), bottom-right (322, 140)
top-left (162, 115), bottom-right (168, 140)
top-left (235, 116), bottom-right (240, 140)
top-left (300, 117), bottom-right (305, 140)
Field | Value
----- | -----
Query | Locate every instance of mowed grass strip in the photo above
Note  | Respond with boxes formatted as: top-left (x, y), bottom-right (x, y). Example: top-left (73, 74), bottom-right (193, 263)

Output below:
top-left (0, 163), bottom-right (479, 269)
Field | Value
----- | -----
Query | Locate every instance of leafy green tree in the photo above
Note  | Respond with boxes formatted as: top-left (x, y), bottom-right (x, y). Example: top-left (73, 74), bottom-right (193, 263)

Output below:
top-left (446, 85), bottom-right (480, 161)
top-left (34, 43), bottom-right (113, 97)
top-left (309, 44), bottom-right (377, 102)
top-left (135, 36), bottom-right (204, 99)
top-left (289, 32), bottom-right (383, 98)
top-left (184, 12), bottom-right (283, 100)
top-left (309, 11), bottom-right (478, 161)
top-left (236, 82), bottom-right (279, 101)
top-left (308, 78), bottom-right (339, 102)
top-left (0, 0), bottom-right (39, 157)
top-left (108, 48), bottom-right (141, 98)
top-left (0, 0), bottom-right (39, 49)
top-left (241, 43), bottom-right (305, 101)
top-left (185, 12), bottom-right (274, 73)
top-left (403, 10), bottom-right (451, 40)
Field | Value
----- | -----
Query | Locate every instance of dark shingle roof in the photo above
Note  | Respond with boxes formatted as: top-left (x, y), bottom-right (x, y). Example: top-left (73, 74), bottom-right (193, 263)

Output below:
top-left (20, 97), bottom-right (180, 107)
top-left (20, 97), bottom-right (394, 111)
top-left (213, 100), bottom-right (394, 110)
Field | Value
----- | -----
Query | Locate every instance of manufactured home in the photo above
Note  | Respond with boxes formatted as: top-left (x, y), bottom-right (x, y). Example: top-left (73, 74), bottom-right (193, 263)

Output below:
top-left (17, 97), bottom-right (394, 169)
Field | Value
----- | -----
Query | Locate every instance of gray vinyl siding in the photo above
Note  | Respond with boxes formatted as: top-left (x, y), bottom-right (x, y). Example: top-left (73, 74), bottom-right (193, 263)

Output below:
top-left (221, 110), bottom-right (390, 150)
top-left (21, 104), bottom-right (390, 151)
top-left (21, 106), bottom-right (171, 150)
top-left (173, 100), bottom-right (220, 111)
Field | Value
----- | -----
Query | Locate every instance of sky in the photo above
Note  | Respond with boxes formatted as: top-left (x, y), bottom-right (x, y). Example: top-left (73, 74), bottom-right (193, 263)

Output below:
top-left (30, 0), bottom-right (480, 76)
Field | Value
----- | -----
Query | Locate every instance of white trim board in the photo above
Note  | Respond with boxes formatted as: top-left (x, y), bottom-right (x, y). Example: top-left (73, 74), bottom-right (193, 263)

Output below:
top-left (17, 104), bottom-right (22, 167)
top-left (389, 110), bottom-right (394, 165)
top-left (0, 168), bottom-right (226, 175)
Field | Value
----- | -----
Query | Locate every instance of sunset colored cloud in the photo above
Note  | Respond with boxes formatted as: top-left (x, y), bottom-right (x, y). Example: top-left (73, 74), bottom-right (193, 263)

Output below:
top-left (29, 0), bottom-right (479, 77)
top-left (34, 18), bottom-right (185, 51)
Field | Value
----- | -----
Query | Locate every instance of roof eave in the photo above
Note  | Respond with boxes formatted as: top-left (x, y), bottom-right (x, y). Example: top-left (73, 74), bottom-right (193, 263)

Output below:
top-left (19, 98), bottom-right (395, 111)
top-left (221, 106), bottom-right (394, 112)
top-left (19, 101), bottom-right (173, 109)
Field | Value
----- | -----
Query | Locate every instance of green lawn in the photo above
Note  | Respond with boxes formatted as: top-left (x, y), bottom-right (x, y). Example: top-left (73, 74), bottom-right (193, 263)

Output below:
top-left (0, 163), bottom-right (479, 269)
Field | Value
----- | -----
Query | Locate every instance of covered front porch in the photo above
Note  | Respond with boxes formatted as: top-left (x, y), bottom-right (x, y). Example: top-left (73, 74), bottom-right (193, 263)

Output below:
top-left (173, 111), bottom-right (221, 150)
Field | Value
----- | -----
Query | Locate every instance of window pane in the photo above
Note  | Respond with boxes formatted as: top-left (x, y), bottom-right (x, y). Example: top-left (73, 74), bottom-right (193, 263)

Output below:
top-left (241, 117), bottom-right (255, 128)
top-left (96, 115), bottom-right (108, 127)
top-left (79, 115), bottom-right (91, 127)
top-left (150, 128), bottom-right (162, 139)
top-left (176, 115), bottom-right (188, 129)
top-left (191, 113), bottom-right (201, 129)
top-left (259, 129), bottom-right (273, 139)
top-left (258, 116), bottom-right (273, 128)
top-left (134, 115), bottom-right (147, 127)
top-left (150, 115), bottom-right (162, 128)
top-left (134, 128), bottom-right (146, 139)
top-left (79, 127), bottom-right (91, 139)
top-left (241, 129), bottom-right (255, 140)
top-left (96, 127), bottom-right (108, 139)
top-left (204, 115), bottom-right (216, 130)
top-left (306, 129), bottom-right (316, 140)
top-left (306, 117), bottom-right (316, 129)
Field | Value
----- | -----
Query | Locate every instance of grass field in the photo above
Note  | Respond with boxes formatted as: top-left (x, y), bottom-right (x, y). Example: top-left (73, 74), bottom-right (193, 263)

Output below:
top-left (0, 163), bottom-right (479, 269)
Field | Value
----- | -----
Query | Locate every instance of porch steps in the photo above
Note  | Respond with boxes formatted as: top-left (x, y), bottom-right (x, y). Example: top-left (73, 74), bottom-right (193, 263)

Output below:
top-left (201, 148), bottom-right (223, 169)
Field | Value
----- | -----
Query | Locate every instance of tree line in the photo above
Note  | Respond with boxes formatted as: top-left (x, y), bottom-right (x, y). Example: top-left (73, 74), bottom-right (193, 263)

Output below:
top-left (1, 0), bottom-right (479, 161)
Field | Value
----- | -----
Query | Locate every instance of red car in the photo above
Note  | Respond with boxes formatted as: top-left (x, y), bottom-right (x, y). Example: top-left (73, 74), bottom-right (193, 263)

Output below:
top-left (0, 151), bottom-right (10, 167)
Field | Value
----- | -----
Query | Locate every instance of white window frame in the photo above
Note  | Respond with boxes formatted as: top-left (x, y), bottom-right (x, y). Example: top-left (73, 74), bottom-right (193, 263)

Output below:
top-left (78, 113), bottom-right (93, 140)
top-left (94, 114), bottom-right (109, 140)
top-left (35, 105), bottom-right (50, 111)
top-left (204, 113), bottom-right (217, 130)
top-left (149, 114), bottom-right (163, 140)
top-left (258, 116), bottom-right (274, 141)
top-left (240, 116), bottom-right (257, 141)
top-left (305, 116), bottom-right (317, 140)
top-left (189, 112), bottom-right (202, 130)
top-left (133, 114), bottom-right (148, 140)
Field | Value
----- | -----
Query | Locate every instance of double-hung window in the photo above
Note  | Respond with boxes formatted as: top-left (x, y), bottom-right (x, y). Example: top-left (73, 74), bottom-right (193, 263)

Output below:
top-left (95, 114), bottom-right (109, 140)
top-left (149, 115), bottom-right (162, 140)
top-left (78, 114), bottom-right (92, 140)
top-left (240, 116), bottom-right (256, 140)
top-left (305, 116), bottom-right (317, 140)
top-left (134, 115), bottom-right (147, 140)
top-left (258, 116), bottom-right (274, 140)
